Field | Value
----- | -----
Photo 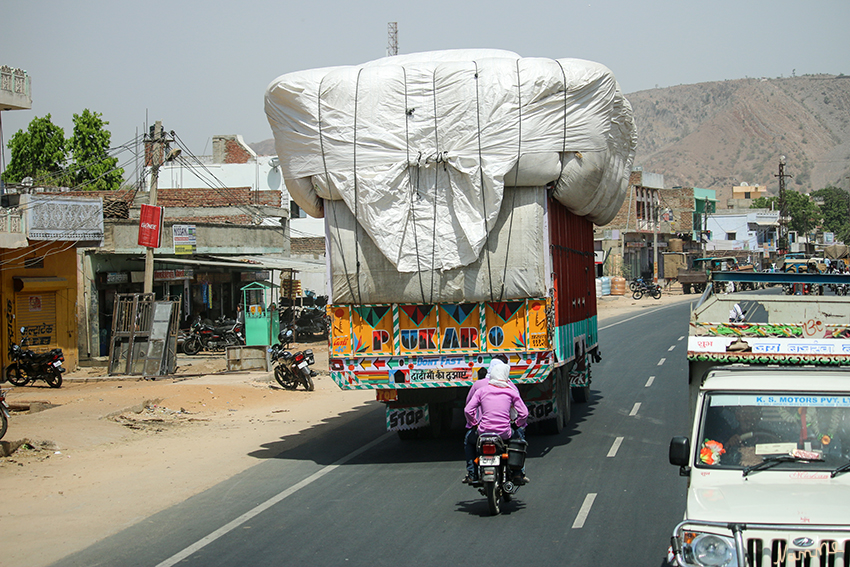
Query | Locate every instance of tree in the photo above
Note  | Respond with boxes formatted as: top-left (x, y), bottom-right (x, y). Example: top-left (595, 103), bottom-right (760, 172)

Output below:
top-left (3, 114), bottom-right (70, 186)
top-left (751, 191), bottom-right (821, 241)
top-left (811, 185), bottom-right (850, 242)
top-left (784, 190), bottom-right (821, 236)
top-left (69, 109), bottom-right (123, 191)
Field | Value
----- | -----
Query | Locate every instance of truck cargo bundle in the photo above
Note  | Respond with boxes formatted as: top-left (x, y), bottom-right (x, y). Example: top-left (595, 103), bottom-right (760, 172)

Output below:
top-left (265, 50), bottom-right (636, 436)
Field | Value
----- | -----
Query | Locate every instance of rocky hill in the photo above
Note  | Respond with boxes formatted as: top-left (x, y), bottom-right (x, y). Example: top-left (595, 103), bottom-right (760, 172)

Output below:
top-left (251, 74), bottom-right (850, 199)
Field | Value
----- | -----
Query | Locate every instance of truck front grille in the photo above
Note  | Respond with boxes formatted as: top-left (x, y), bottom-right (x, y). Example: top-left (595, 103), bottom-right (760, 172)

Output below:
top-left (747, 538), bottom-right (850, 567)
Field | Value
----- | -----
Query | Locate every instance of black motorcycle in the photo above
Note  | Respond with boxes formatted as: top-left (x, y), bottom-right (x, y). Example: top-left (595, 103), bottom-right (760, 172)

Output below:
top-left (291, 307), bottom-right (329, 341)
top-left (268, 329), bottom-right (316, 391)
top-left (182, 317), bottom-right (244, 355)
top-left (5, 328), bottom-right (65, 388)
top-left (468, 432), bottom-right (527, 515)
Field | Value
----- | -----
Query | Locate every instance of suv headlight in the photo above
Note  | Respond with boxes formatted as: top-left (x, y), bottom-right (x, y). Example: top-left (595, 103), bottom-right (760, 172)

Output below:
top-left (683, 533), bottom-right (738, 567)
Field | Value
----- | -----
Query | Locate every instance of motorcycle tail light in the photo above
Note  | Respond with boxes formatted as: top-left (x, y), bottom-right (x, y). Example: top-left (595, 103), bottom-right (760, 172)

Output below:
top-left (294, 353), bottom-right (305, 364)
top-left (482, 443), bottom-right (497, 455)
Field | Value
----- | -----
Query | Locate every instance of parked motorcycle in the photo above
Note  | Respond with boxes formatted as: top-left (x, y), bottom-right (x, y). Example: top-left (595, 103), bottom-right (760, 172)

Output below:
top-left (4, 328), bottom-right (65, 388)
top-left (0, 387), bottom-right (10, 440)
top-left (291, 307), bottom-right (329, 341)
top-left (467, 432), bottom-right (528, 515)
top-left (182, 317), bottom-right (245, 355)
top-left (632, 280), bottom-right (662, 300)
top-left (268, 330), bottom-right (316, 391)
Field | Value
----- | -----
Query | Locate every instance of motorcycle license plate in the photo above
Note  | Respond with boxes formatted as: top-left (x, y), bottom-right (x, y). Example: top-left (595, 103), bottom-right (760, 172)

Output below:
top-left (297, 361), bottom-right (308, 370)
top-left (479, 456), bottom-right (500, 466)
top-left (52, 360), bottom-right (62, 368)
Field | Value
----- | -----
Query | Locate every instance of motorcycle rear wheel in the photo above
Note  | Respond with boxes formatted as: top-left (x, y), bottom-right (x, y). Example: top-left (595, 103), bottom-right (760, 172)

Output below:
top-left (631, 289), bottom-right (644, 300)
top-left (45, 368), bottom-right (62, 388)
top-left (0, 411), bottom-right (7, 440)
top-left (302, 373), bottom-right (315, 392)
top-left (485, 481), bottom-right (501, 516)
top-left (651, 288), bottom-right (662, 300)
top-left (5, 364), bottom-right (29, 386)
top-left (182, 337), bottom-right (202, 356)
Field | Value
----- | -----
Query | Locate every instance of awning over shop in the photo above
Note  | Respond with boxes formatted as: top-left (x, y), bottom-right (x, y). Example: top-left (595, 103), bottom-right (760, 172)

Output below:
top-left (209, 255), bottom-right (326, 273)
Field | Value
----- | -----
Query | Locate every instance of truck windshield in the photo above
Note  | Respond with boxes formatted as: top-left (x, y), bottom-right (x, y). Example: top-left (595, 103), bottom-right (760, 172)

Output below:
top-left (696, 393), bottom-right (850, 470)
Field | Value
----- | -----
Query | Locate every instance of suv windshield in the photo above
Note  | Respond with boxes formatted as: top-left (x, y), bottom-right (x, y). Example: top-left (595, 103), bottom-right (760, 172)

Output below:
top-left (696, 393), bottom-right (850, 470)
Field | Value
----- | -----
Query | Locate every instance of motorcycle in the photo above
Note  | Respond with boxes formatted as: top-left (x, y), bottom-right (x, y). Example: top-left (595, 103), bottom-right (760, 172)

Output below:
top-left (291, 307), bottom-right (329, 341)
top-left (182, 317), bottom-right (244, 355)
top-left (0, 387), bottom-right (10, 440)
top-left (268, 329), bottom-right (316, 391)
top-left (632, 280), bottom-right (662, 300)
top-left (468, 431), bottom-right (528, 515)
top-left (4, 328), bottom-right (65, 388)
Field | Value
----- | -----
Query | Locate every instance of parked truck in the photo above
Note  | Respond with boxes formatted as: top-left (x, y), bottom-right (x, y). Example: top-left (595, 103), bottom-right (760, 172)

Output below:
top-left (265, 50), bottom-right (636, 437)
top-left (669, 271), bottom-right (850, 566)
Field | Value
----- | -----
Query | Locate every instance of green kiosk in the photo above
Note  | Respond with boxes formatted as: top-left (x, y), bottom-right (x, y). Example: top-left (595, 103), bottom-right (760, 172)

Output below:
top-left (241, 281), bottom-right (280, 346)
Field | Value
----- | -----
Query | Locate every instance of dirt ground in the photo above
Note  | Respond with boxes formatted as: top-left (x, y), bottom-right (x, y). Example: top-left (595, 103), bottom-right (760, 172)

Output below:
top-left (1, 287), bottom-right (693, 567)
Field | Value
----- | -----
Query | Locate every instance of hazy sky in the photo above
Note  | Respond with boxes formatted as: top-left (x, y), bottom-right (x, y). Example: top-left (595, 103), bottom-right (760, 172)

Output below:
top-left (2, 0), bottom-right (848, 171)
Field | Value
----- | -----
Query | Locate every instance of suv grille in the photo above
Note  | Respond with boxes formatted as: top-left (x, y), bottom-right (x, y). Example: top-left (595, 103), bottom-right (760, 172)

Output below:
top-left (747, 538), bottom-right (850, 567)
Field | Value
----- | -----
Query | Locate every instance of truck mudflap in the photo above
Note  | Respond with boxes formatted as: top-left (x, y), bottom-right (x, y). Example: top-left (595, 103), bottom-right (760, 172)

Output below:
top-left (670, 519), bottom-right (850, 567)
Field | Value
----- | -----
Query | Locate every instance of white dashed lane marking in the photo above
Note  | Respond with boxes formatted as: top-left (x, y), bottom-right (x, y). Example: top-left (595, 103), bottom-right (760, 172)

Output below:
top-left (658, 358), bottom-right (666, 366)
top-left (572, 493), bottom-right (598, 529)
top-left (607, 437), bottom-right (624, 457)
top-left (668, 345), bottom-right (676, 351)
top-left (645, 376), bottom-right (655, 387)
top-left (629, 403), bottom-right (641, 416)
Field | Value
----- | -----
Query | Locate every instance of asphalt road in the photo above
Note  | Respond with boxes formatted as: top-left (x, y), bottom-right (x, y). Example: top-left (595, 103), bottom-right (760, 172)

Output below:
top-left (55, 298), bottom-right (697, 567)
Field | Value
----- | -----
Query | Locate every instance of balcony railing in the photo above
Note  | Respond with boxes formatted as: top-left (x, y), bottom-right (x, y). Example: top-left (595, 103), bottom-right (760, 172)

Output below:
top-left (0, 66), bottom-right (31, 97)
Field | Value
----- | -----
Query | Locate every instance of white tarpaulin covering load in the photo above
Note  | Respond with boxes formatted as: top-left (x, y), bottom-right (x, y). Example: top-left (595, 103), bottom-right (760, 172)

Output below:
top-left (265, 50), bottom-right (636, 297)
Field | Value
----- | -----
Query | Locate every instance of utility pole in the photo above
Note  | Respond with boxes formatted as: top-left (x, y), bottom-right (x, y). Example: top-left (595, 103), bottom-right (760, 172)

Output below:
top-left (143, 122), bottom-right (179, 295)
top-left (653, 190), bottom-right (659, 283)
top-left (775, 155), bottom-right (792, 254)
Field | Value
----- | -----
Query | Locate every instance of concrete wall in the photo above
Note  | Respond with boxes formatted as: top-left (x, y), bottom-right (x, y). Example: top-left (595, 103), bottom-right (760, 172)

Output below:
top-left (105, 219), bottom-right (288, 256)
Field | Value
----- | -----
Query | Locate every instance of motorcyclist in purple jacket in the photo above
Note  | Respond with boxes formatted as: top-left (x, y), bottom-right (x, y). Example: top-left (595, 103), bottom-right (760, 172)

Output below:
top-left (462, 358), bottom-right (528, 484)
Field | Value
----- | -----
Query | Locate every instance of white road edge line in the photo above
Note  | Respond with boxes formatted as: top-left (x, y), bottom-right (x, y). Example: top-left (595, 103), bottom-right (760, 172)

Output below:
top-left (658, 357), bottom-right (666, 366)
top-left (607, 437), bottom-right (624, 458)
top-left (629, 403), bottom-right (641, 416)
top-left (155, 431), bottom-right (394, 567)
top-left (645, 376), bottom-right (655, 388)
top-left (572, 493), bottom-right (598, 529)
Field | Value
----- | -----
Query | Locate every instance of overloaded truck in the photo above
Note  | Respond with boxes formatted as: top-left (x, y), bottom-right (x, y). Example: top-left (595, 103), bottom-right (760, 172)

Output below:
top-left (265, 49), bottom-right (636, 437)
top-left (669, 271), bottom-right (850, 566)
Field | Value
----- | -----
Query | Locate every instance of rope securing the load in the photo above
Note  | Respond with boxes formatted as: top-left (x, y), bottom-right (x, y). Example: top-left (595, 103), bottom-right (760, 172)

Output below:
top-left (497, 59), bottom-right (523, 301)
top-left (474, 61), bottom-right (496, 302)
top-left (403, 66), bottom-right (428, 304)
top-left (318, 75), bottom-right (358, 305)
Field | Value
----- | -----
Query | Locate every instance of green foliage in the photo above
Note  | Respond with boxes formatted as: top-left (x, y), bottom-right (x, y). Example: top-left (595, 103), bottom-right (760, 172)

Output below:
top-left (3, 110), bottom-right (123, 190)
top-left (812, 185), bottom-right (850, 242)
top-left (3, 114), bottom-right (70, 186)
top-left (784, 190), bottom-right (821, 235)
top-left (69, 109), bottom-right (124, 191)
top-left (751, 192), bottom-right (821, 236)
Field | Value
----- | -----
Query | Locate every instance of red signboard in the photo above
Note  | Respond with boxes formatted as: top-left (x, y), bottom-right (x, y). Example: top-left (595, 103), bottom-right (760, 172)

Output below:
top-left (138, 204), bottom-right (164, 248)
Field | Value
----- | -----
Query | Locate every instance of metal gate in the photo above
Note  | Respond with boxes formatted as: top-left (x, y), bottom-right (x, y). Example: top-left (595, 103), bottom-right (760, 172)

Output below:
top-left (108, 293), bottom-right (181, 376)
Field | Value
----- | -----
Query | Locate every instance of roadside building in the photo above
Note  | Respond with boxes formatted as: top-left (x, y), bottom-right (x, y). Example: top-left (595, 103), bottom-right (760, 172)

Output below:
top-left (74, 134), bottom-right (324, 360)
top-left (704, 208), bottom-right (779, 267)
top-left (0, 193), bottom-right (104, 371)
